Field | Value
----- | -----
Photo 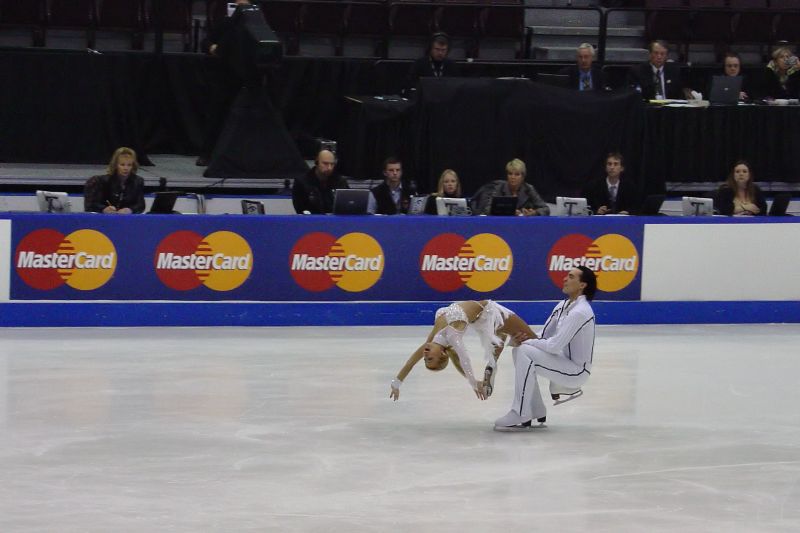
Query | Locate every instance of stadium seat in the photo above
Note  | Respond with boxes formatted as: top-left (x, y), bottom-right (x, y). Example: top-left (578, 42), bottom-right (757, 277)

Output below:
top-left (343, 1), bottom-right (390, 57)
top-left (0, 0), bottom-right (46, 46)
top-left (298, 0), bottom-right (348, 56)
top-left (260, 0), bottom-right (304, 55)
top-left (46, 0), bottom-right (98, 49)
top-left (771, 0), bottom-right (800, 45)
top-left (644, 0), bottom-right (690, 60)
top-left (97, 0), bottom-right (146, 49)
top-left (478, 0), bottom-right (526, 60)
top-left (436, 0), bottom-right (481, 58)
top-left (729, 0), bottom-right (773, 53)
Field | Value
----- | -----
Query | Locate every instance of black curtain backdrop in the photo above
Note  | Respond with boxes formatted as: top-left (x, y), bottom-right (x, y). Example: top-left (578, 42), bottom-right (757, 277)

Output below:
top-left (2, 49), bottom-right (799, 191)
top-left (411, 78), bottom-right (647, 200)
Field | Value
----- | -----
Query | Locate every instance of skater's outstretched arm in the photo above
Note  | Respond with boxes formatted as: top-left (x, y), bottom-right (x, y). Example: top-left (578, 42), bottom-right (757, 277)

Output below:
top-left (389, 343), bottom-right (425, 401)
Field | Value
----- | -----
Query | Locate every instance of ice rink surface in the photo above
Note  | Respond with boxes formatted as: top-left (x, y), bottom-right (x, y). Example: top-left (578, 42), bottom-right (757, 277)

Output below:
top-left (1, 324), bottom-right (799, 532)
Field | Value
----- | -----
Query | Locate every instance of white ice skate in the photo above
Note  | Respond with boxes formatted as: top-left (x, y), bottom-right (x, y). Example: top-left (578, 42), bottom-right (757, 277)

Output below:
top-left (550, 382), bottom-right (583, 406)
top-left (493, 410), bottom-right (547, 432)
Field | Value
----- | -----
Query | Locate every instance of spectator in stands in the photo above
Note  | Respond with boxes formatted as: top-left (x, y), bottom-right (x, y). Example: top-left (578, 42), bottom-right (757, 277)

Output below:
top-left (714, 160), bottom-right (767, 216)
top-left (718, 52), bottom-right (750, 101)
top-left (84, 147), bottom-right (146, 214)
top-left (559, 43), bottom-right (606, 92)
top-left (196, 0), bottom-right (253, 166)
top-left (626, 41), bottom-right (687, 100)
top-left (425, 168), bottom-right (463, 214)
top-left (581, 152), bottom-right (638, 215)
top-left (369, 157), bottom-right (411, 215)
top-left (761, 46), bottom-right (800, 100)
top-left (406, 32), bottom-right (460, 93)
top-left (473, 159), bottom-right (550, 216)
top-left (292, 149), bottom-right (349, 214)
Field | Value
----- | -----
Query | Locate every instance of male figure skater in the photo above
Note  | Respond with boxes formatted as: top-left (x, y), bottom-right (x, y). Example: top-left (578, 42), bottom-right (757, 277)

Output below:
top-left (494, 266), bottom-right (597, 431)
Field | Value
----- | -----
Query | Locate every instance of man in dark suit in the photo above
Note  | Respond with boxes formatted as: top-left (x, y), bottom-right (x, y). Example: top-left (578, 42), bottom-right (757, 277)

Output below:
top-left (406, 33), bottom-right (460, 92)
top-left (368, 157), bottom-right (411, 215)
top-left (581, 152), bottom-right (638, 215)
top-left (558, 43), bottom-right (606, 92)
top-left (627, 40), bottom-right (687, 100)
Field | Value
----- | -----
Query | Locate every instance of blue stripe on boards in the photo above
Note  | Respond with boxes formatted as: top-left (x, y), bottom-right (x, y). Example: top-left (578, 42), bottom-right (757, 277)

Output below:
top-left (1, 301), bottom-right (799, 327)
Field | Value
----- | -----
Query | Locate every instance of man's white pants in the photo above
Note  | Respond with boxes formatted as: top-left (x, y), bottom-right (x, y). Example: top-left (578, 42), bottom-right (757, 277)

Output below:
top-left (511, 344), bottom-right (591, 420)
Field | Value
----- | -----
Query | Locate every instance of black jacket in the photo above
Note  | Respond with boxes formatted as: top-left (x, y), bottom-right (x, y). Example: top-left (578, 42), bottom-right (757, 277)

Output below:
top-left (714, 184), bottom-right (767, 216)
top-left (558, 65), bottom-right (607, 92)
top-left (292, 168), bottom-right (349, 214)
top-left (581, 176), bottom-right (639, 215)
top-left (760, 68), bottom-right (800, 100)
top-left (472, 180), bottom-right (550, 216)
top-left (84, 174), bottom-right (146, 213)
top-left (627, 62), bottom-right (684, 100)
top-left (371, 182), bottom-right (410, 215)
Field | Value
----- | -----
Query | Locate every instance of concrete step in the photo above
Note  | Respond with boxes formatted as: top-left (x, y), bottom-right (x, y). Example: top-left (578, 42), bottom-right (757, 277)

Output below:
top-left (533, 45), bottom-right (647, 62)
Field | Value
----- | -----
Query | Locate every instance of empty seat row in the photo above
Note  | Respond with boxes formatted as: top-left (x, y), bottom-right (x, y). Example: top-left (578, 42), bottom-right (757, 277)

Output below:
top-left (0, 0), bottom-right (192, 50)
top-left (646, 1), bottom-right (800, 60)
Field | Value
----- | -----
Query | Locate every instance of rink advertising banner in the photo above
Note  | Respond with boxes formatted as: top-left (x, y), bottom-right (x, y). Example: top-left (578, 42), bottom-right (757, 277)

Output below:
top-left (5, 214), bottom-right (646, 301)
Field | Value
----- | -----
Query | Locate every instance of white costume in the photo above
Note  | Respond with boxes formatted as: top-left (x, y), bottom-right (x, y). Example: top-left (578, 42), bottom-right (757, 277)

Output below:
top-left (431, 301), bottom-right (512, 392)
top-left (508, 295), bottom-right (595, 421)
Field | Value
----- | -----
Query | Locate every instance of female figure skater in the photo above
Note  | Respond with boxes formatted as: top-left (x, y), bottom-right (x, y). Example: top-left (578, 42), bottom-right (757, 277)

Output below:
top-left (389, 300), bottom-right (536, 401)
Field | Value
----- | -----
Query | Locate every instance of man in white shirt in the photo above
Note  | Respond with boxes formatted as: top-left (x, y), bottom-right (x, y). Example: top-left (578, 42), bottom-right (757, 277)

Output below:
top-left (494, 266), bottom-right (597, 431)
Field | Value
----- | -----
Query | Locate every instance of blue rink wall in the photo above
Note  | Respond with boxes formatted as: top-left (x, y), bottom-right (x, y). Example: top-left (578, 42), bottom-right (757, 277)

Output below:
top-left (1, 215), bottom-right (799, 327)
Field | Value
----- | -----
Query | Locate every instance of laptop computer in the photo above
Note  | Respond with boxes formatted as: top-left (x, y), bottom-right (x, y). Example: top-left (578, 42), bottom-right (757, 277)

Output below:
top-left (640, 194), bottom-right (666, 216)
top-left (408, 195), bottom-right (429, 215)
top-left (490, 196), bottom-right (517, 216)
top-left (241, 199), bottom-right (265, 215)
top-left (333, 189), bottom-right (370, 215)
top-left (709, 75), bottom-right (742, 105)
top-left (768, 192), bottom-right (791, 216)
top-left (149, 191), bottom-right (180, 214)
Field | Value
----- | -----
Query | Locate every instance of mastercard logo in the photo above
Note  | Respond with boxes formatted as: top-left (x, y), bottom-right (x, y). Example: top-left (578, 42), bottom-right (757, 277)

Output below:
top-left (15, 228), bottom-right (117, 291)
top-left (420, 233), bottom-right (513, 292)
top-left (546, 233), bottom-right (639, 292)
top-left (155, 230), bottom-right (253, 291)
top-left (290, 232), bottom-right (384, 292)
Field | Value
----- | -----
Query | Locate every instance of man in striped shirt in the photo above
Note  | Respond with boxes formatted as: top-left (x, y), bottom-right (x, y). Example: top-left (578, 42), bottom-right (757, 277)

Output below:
top-left (494, 266), bottom-right (597, 431)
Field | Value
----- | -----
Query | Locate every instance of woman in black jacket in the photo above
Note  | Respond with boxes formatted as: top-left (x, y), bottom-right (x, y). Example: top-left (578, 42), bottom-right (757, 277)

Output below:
top-left (715, 160), bottom-right (767, 216)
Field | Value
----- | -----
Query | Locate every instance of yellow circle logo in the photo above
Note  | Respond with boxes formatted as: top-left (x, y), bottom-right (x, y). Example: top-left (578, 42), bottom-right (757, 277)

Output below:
top-left (546, 233), bottom-right (639, 292)
top-left (290, 232), bottom-right (384, 292)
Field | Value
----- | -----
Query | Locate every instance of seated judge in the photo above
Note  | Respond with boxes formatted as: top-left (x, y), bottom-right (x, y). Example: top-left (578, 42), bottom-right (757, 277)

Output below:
top-left (425, 169), bottom-right (463, 214)
top-left (716, 51), bottom-right (750, 101)
top-left (292, 149), bottom-right (349, 214)
top-left (581, 152), bottom-right (638, 215)
top-left (406, 32), bottom-right (460, 92)
top-left (761, 46), bottom-right (800, 100)
top-left (84, 147), bottom-right (146, 214)
top-left (714, 160), bottom-right (767, 217)
top-left (558, 43), bottom-right (606, 92)
top-left (473, 159), bottom-right (550, 216)
top-left (368, 157), bottom-right (411, 215)
top-left (627, 40), bottom-right (688, 100)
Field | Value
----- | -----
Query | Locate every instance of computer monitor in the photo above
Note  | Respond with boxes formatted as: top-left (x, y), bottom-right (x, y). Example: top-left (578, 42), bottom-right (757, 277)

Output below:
top-left (35, 190), bottom-right (71, 213)
top-left (555, 196), bottom-right (589, 216)
top-left (241, 199), bottom-right (265, 215)
top-left (640, 194), bottom-right (666, 216)
top-left (768, 192), bottom-right (791, 217)
top-left (490, 196), bottom-right (517, 216)
top-left (149, 191), bottom-right (180, 214)
top-left (435, 197), bottom-right (471, 216)
top-left (408, 195), bottom-right (429, 215)
top-left (333, 189), bottom-right (370, 215)
top-left (709, 75), bottom-right (742, 105)
top-left (536, 73), bottom-right (571, 88)
top-left (681, 196), bottom-right (714, 216)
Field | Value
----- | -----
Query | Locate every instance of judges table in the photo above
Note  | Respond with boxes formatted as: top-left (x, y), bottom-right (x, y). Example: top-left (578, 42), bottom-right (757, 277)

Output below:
top-left (339, 78), bottom-right (800, 195)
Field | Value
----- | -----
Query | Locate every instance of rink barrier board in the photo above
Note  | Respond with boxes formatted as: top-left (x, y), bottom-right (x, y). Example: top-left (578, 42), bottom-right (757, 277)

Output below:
top-left (1, 301), bottom-right (799, 327)
top-left (2, 214), bottom-right (799, 326)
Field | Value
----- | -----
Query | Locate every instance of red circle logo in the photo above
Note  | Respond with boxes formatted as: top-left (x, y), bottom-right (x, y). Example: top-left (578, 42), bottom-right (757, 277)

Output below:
top-left (289, 232), bottom-right (385, 293)
top-left (546, 233), bottom-right (639, 292)
top-left (419, 233), bottom-right (513, 292)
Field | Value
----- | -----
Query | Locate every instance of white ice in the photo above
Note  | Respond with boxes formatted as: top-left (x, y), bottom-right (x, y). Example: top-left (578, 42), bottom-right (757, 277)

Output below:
top-left (1, 324), bottom-right (799, 532)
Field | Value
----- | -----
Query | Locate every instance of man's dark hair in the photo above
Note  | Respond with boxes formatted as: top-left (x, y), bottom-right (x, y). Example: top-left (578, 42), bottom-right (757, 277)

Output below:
top-left (606, 152), bottom-right (625, 167)
top-left (723, 51), bottom-right (741, 62)
top-left (431, 32), bottom-right (450, 48)
top-left (577, 266), bottom-right (597, 301)
top-left (383, 156), bottom-right (402, 170)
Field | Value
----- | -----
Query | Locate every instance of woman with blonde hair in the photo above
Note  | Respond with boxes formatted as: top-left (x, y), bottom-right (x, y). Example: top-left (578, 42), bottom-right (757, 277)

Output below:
top-left (714, 160), bottom-right (767, 216)
top-left (84, 147), bottom-right (146, 214)
top-left (762, 46), bottom-right (800, 99)
top-left (389, 301), bottom-right (537, 401)
top-left (425, 168), bottom-right (463, 214)
top-left (474, 158), bottom-right (550, 216)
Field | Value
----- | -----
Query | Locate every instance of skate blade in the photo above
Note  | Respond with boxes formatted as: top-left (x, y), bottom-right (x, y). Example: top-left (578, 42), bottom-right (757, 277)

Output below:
top-left (483, 366), bottom-right (495, 398)
top-left (493, 422), bottom-right (547, 432)
top-left (552, 389), bottom-right (583, 406)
